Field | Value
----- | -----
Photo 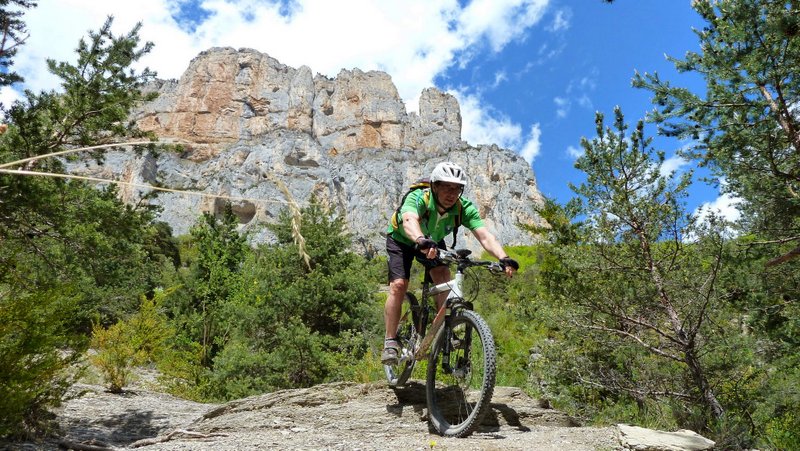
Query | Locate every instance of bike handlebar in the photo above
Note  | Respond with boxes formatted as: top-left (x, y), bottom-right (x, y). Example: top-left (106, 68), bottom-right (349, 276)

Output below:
top-left (437, 248), bottom-right (507, 273)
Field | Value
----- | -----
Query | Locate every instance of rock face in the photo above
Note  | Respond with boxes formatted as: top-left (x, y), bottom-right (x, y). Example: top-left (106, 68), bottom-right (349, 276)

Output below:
top-left (73, 47), bottom-right (546, 254)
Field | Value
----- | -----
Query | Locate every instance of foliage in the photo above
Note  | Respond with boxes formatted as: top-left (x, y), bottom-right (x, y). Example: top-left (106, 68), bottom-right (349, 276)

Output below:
top-left (535, 107), bottom-right (741, 434)
top-left (523, 196), bottom-right (584, 246)
top-left (0, 288), bottom-right (83, 439)
top-left (0, 15), bottom-right (165, 326)
top-left (633, 0), bottom-right (800, 264)
top-left (630, 1), bottom-right (800, 445)
top-left (89, 290), bottom-right (174, 393)
top-left (324, 329), bottom-right (385, 384)
top-left (157, 197), bottom-right (379, 401)
top-left (0, 13), bottom-right (176, 439)
top-left (525, 107), bottom-right (800, 447)
top-left (212, 197), bottom-right (376, 396)
top-left (0, 0), bottom-right (36, 89)
top-left (186, 204), bottom-right (249, 367)
top-left (154, 204), bottom-right (250, 401)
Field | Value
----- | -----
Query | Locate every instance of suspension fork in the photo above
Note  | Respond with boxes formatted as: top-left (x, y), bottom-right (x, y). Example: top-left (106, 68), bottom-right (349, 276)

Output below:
top-left (437, 290), bottom-right (470, 374)
top-left (441, 273), bottom-right (473, 375)
top-left (440, 301), bottom-right (477, 375)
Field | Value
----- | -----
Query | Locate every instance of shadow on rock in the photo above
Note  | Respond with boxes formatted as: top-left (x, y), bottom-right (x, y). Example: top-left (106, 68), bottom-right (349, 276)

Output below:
top-left (385, 382), bottom-right (580, 433)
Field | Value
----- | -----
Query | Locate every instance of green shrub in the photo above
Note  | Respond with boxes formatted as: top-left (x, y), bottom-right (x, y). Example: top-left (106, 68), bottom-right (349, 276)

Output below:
top-left (90, 321), bottom-right (141, 393)
top-left (325, 330), bottom-right (384, 384)
top-left (0, 289), bottom-right (84, 439)
top-left (89, 291), bottom-right (173, 392)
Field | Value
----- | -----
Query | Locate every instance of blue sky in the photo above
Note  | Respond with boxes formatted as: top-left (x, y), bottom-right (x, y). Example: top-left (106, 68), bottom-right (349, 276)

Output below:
top-left (2, 0), bottom-right (739, 221)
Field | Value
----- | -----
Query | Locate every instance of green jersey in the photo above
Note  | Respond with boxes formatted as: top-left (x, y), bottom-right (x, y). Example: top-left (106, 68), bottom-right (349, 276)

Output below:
top-left (387, 188), bottom-right (484, 246)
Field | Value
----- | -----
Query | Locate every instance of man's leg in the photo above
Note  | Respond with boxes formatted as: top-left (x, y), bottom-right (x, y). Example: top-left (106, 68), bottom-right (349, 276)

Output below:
top-left (383, 235), bottom-right (414, 365)
top-left (384, 277), bottom-right (409, 341)
top-left (428, 265), bottom-right (452, 310)
top-left (382, 278), bottom-right (408, 365)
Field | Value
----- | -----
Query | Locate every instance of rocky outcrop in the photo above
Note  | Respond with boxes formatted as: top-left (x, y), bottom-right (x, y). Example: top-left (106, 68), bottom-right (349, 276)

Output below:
top-left (8, 382), bottom-right (714, 451)
top-left (72, 47), bottom-right (546, 254)
top-left (618, 424), bottom-right (716, 451)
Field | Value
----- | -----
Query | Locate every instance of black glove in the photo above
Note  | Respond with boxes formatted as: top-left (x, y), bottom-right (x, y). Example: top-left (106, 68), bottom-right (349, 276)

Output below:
top-left (499, 257), bottom-right (519, 270)
top-left (415, 236), bottom-right (437, 251)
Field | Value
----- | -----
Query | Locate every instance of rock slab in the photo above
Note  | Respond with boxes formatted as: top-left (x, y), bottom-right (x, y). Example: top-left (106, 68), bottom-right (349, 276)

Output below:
top-left (618, 423), bottom-right (716, 451)
top-left (6, 383), bottom-right (716, 451)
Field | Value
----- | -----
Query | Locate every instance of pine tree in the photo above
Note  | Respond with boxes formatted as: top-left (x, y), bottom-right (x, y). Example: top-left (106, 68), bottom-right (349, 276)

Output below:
top-left (0, 0), bottom-right (36, 89)
top-left (544, 107), bottom-right (730, 431)
top-left (0, 12), bottom-right (168, 438)
top-left (633, 0), bottom-right (800, 265)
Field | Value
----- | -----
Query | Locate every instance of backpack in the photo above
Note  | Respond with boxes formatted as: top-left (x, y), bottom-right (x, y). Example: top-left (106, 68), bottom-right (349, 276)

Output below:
top-left (390, 178), bottom-right (462, 248)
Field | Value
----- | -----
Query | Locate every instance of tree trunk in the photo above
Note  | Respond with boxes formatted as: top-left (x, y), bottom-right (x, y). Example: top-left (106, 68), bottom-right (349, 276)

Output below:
top-left (684, 347), bottom-right (725, 422)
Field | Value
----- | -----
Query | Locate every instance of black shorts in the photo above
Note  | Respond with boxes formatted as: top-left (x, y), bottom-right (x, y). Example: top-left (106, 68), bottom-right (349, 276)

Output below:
top-left (386, 234), bottom-right (447, 282)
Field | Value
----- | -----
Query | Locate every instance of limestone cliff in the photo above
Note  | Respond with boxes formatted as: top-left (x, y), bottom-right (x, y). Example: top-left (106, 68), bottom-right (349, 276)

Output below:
top-left (73, 47), bottom-right (546, 254)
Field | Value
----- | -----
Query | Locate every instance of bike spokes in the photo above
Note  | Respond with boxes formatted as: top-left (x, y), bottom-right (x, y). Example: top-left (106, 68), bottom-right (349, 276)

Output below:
top-left (426, 310), bottom-right (496, 437)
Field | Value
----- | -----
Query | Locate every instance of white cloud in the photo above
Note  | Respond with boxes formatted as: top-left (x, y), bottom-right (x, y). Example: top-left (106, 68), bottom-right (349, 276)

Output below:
top-left (659, 154), bottom-right (690, 177)
top-left (0, 86), bottom-right (21, 109)
top-left (9, 0), bottom-right (552, 166)
top-left (688, 194), bottom-right (742, 241)
top-left (547, 7), bottom-right (571, 32)
top-left (693, 178), bottom-right (742, 224)
top-left (13, 1), bottom-right (550, 101)
top-left (554, 96), bottom-right (569, 118)
top-left (573, 75), bottom-right (597, 92)
top-left (456, 89), bottom-right (522, 148)
top-left (19, 0), bottom-right (194, 92)
top-left (453, 89), bottom-right (540, 164)
top-left (576, 94), bottom-right (593, 109)
top-left (519, 123), bottom-right (542, 164)
top-left (567, 144), bottom-right (583, 159)
top-left (551, 70), bottom-right (597, 119)
top-left (492, 70), bottom-right (508, 89)
top-left (12, 1), bottom-right (550, 128)
top-left (459, 0), bottom-right (549, 52)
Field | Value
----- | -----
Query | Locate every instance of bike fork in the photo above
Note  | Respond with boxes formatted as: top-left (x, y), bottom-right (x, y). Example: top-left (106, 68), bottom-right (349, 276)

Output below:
top-left (441, 314), bottom-right (473, 377)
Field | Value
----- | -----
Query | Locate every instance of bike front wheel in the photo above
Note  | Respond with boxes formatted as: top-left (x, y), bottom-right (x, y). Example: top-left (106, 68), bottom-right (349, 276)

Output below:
top-left (384, 292), bottom-right (422, 387)
top-left (426, 309), bottom-right (496, 437)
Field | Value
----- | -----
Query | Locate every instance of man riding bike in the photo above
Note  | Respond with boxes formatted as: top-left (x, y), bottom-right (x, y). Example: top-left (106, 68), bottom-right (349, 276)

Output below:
top-left (382, 161), bottom-right (519, 365)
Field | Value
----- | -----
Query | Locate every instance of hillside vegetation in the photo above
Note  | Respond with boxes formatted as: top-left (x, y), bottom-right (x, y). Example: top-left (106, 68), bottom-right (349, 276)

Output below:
top-left (1, 1), bottom-right (799, 450)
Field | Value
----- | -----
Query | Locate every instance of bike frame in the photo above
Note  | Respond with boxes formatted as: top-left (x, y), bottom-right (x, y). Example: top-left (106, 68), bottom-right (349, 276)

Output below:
top-left (413, 270), bottom-right (466, 360)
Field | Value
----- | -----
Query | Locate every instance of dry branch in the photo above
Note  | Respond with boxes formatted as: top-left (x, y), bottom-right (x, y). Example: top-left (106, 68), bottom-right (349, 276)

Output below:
top-left (129, 429), bottom-right (229, 448)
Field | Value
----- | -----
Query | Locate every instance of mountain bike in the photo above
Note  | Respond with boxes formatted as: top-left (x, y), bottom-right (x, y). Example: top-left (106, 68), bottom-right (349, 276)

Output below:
top-left (383, 248), bottom-right (506, 438)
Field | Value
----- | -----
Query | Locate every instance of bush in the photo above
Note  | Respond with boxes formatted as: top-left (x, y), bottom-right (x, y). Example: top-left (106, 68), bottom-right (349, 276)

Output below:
top-left (0, 288), bottom-right (84, 439)
top-left (89, 291), bottom-right (173, 393)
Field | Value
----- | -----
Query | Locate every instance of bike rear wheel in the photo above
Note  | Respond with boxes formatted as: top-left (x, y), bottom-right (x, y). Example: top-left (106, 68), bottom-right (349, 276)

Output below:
top-left (384, 292), bottom-right (422, 387)
top-left (426, 309), bottom-right (496, 437)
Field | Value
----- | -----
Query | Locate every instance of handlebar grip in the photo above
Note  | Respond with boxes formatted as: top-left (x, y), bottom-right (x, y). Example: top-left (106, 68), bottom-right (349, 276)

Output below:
top-left (415, 237), bottom-right (438, 251)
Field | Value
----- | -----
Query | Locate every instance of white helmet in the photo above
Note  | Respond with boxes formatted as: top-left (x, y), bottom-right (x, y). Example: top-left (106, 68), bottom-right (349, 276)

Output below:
top-left (430, 161), bottom-right (467, 186)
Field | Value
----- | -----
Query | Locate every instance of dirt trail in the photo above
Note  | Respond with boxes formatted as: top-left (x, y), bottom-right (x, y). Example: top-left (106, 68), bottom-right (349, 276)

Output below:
top-left (10, 381), bottom-right (621, 450)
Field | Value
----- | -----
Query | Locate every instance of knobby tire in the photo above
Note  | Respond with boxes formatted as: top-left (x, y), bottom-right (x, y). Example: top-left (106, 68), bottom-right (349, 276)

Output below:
top-left (426, 308), bottom-right (496, 437)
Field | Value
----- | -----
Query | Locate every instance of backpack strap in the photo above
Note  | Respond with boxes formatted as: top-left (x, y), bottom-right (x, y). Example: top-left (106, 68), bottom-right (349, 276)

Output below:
top-left (450, 198), bottom-right (462, 248)
top-left (390, 187), bottom-right (428, 230)
top-left (391, 187), bottom-right (462, 248)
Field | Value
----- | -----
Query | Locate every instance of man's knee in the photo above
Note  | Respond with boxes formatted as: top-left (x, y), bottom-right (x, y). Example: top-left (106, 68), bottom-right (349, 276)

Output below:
top-left (388, 278), bottom-right (409, 295)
